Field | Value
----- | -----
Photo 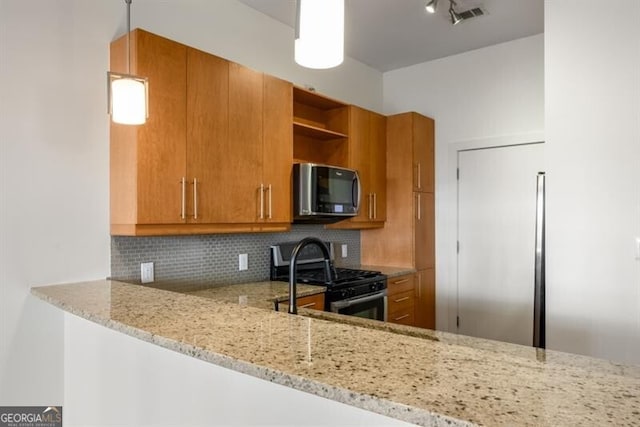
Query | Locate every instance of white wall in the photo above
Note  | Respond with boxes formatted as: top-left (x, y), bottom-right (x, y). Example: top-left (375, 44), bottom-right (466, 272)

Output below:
top-left (545, 0), bottom-right (640, 364)
top-left (133, 0), bottom-right (383, 112)
top-left (0, 0), bottom-right (382, 407)
top-left (383, 35), bottom-right (545, 332)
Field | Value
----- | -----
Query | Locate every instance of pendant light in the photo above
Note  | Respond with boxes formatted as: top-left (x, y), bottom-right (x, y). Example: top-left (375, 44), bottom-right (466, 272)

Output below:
top-left (295, 0), bottom-right (344, 69)
top-left (425, 0), bottom-right (439, 14)
top-left (108, 0), bottom-right (148, 125)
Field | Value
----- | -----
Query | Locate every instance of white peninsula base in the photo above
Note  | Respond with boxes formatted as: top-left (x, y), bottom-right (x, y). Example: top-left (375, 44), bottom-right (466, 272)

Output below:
top-left (64, 312), bottom-right (415, 426)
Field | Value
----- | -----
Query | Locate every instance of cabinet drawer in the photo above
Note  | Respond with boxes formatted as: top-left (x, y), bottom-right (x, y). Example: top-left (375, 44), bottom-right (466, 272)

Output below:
top-left (387, 289), bottom-right (415, 314)
top-left (387, 274), bottom-right (415, 295)
top-left (388, 308), bottom-right (415, 326)
top-left (296, 293), bottom-right (325, 311)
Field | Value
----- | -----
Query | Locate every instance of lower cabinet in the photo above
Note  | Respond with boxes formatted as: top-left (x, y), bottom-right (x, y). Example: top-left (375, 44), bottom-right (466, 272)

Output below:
top-left (386, 274), bottom-right (416, 325)
top-left (279, 293), bottom-right (325, 312)
top-left (296, 293), bottom-right (325, 311)
top-left (415, 269), bottom-right (436, 329)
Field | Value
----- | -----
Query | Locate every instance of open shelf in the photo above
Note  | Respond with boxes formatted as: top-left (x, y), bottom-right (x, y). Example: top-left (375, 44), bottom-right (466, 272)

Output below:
top-left (293, 86), bottom-right (346, 110)
top-left (293, 86), bottom-right (350, 167)
top-left (293, 121), bottom-right (348, 140)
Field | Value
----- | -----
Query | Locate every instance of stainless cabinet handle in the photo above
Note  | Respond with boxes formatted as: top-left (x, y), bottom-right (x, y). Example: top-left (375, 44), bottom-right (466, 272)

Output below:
top-left (370, 193), bottom-right (374, 219)
top-left (193, 178), bottom-right (198, 220)
top-left (300, 302), bottom-right (316, 309)
top-left (393, 278), bottom-right (409, 285)
top-left (417, 162), bottom-right (422, 190)
top-left (418, 273), bottom-right (421, 299)
top-left (417, 193), bottom-right (421, 220)
top-left (394, 314), bottom-right (410, 321)
top-left (267, 184), bottom-right (272, 219)
top-left (394, 296), bottom-right (410, 303)
top-left (259, 184), bottom-right (264, 219)
top-left (180, 177), bottom-right (186, 220)
top-left (373, 192), bottom-right (377, 219)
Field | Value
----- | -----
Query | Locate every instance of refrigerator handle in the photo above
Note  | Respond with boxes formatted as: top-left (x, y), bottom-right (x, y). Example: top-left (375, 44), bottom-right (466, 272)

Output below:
top-left (533, 172), bottom-right (546, 349)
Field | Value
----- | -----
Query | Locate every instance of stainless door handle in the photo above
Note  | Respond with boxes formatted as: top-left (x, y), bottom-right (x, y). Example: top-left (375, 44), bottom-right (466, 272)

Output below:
top-left (418, 273), bottom-right (421, 298)
top-left (394, 314), bottom-right (410, 321)
top-left (417, 193), bottom-right (421, 220)
top-left (193, 178), bottom-right (198, 220)
top-left (417, 162), bottom-right (422, 189)
top-left (180, 177), bottom-right (186, 220)
top-left (299, 302), bottom-right (316, 309)
top-left (394, 296), bottom-right (410, 303)
top-left (393, 278), bottom-right (409, 285)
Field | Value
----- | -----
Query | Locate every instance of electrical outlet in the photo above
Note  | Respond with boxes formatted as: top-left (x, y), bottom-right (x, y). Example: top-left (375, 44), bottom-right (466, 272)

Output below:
top-left (141, 262), bottom-right (154, 283)
top-left (341, 244), bottom-right (348, 258)
top-left (239, 254), bottom-right (248, 271)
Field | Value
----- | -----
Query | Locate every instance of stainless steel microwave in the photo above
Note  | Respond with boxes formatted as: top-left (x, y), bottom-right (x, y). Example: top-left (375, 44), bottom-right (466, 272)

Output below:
top-left (293, 163), bottom-right (361, 223)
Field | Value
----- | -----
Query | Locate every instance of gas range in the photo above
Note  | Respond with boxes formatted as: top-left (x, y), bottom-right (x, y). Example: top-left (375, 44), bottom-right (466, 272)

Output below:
top-left (270, 241), bottom-right (387, 317)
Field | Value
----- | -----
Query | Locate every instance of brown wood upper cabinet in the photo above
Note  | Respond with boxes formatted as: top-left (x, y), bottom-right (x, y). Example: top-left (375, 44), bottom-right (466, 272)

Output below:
top-left (110, 30), bottom-right (188, 232)
top-left (110, 30), bottom-right (292, 236)
top-left (329, 106), bottom-right (386, 229)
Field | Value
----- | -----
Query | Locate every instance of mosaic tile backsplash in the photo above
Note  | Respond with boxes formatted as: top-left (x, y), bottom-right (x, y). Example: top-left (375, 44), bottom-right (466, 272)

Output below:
top-left (111, 225), bottom-right (360, 291)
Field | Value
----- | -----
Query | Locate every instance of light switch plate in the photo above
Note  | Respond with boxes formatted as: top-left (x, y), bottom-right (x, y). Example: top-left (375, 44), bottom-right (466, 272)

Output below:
top-left (239, 254), bottom-right (248, 271)
top-left (141, 262), bottom-right (154, 283)
top-left (341, 244), bottom-right (348, 258)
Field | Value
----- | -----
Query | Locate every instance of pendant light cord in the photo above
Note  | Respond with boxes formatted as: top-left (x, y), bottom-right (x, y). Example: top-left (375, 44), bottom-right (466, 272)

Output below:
top-left (125, 0), bottom-right (132, 74)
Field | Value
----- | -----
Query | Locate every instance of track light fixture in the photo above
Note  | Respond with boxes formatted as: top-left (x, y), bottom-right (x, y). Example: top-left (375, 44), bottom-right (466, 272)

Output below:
top-left (425, 0), bottom-right (438, 14)
top-left (449, 0), bottom-right (463, 25)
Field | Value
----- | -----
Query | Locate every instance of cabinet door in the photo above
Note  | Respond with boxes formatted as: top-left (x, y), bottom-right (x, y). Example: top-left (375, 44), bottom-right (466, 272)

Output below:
top-left (412, 114), bottom-right (434, 193)
top-left (415, 192), bottom-right (435, 269)
top-left (186, 48), bottom-right (229, 223)
top-left (415, 268), bottom-right (435, 329)
top-left (349, 106), bottom-right (372, 222)
top-left (369, 111), bottom-right (387, 222)
top-left (134, 31), bottom-right (187, 224)
top-left (335, 106), bottom-right (386, 227)
top-left (262, 75), bottom-right (292, 223)
top-left (221, 63), bottom-right (264, 223)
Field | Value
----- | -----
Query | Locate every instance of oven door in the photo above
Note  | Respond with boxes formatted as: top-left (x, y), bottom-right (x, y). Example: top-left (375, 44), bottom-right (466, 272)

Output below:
top-left (329, 290), bottom-right (387, 321)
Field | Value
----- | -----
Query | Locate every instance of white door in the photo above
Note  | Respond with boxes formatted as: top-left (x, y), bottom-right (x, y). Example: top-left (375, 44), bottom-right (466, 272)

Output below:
top-left (457, 143), bottom-right (544, 346)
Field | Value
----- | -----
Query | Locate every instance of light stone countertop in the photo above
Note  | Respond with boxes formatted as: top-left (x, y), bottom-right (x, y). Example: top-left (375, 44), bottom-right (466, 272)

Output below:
top-left (32, 280), bottom-right (640, 427)
top-left (360, 265), bottom-right (417, 278)
top-left (185, 281), bottom-right (325, 311)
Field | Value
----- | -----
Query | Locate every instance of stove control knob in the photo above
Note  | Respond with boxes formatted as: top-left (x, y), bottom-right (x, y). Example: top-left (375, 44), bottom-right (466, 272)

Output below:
top-left (340, 290), bottom-right (349, 299)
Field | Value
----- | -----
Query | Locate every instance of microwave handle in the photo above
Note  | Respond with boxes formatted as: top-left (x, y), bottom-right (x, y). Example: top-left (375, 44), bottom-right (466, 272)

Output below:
top-left (352, 173), bottom-right (361, 210)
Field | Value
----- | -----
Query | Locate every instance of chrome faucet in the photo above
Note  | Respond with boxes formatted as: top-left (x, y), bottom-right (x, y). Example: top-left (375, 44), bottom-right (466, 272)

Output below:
top-left (288, 237), bottom-right (333, 315)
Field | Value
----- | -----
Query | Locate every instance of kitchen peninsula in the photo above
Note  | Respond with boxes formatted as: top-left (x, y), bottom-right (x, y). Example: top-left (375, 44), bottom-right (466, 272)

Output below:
top-left (32, 280), bottom-right (640, 426)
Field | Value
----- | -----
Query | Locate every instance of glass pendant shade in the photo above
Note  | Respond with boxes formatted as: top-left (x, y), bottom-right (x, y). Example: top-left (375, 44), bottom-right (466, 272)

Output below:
top-left (109, 73), bottom-right (148, 125)
top-left (295, 0), bottom-right (344, 69)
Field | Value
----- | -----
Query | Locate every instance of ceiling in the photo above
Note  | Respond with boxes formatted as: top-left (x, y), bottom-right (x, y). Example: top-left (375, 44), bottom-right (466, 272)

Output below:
top-left (237, 0), bottom-right (544, 72)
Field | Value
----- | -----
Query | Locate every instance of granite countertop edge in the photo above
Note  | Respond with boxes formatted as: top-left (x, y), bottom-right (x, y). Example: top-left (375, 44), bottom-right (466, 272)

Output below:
top-left (30, 284), bottom-right (469, 427)
top-left (30, 280), bottom-right (640, 427)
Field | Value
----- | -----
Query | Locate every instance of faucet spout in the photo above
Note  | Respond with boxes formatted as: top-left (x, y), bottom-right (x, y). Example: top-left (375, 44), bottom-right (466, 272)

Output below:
top-left (288, 237), bottom-right (333, 315)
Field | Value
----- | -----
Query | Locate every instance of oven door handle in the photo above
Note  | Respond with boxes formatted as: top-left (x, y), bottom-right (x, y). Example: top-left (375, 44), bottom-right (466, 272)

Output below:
top-left (330, 290), bottom-right (387, 310)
